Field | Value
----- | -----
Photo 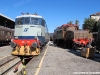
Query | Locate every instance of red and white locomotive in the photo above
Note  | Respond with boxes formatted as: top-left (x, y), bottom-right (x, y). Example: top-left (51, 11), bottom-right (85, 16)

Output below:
top-left (10, 13), bottom-right (49, 56)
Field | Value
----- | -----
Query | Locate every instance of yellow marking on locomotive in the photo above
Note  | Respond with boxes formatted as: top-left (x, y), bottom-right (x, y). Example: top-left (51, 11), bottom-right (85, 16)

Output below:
top-left (12, 46), bottom-right (40, 56)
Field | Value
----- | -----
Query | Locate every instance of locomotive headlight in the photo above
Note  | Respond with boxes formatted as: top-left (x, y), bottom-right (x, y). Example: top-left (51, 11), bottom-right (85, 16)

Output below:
top-left (31, 42), bottom-right (37, 48)
top-left (10, 42), bottom-right (16, 48)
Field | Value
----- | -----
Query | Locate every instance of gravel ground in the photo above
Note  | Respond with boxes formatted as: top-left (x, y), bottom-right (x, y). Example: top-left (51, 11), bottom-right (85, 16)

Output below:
top-left (0, 46), bottom-right (12, 58)
top-left (0, 42), bottom-right (100, 75)
top-left (38, 43), bottom-right (100, 75)
top-left (19, 41), bottom-right (100, 75)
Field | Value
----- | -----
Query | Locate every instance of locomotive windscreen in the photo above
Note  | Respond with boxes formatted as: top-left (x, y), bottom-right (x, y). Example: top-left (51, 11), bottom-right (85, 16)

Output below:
top-left (15, 17), bottom-right (42, 25)
top-left (66, 31), bottom-right (74, 39)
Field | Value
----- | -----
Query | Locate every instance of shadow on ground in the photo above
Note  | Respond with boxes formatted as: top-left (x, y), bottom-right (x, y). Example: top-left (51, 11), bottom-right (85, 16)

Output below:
top-left (67, 49), bottom-right (100, 63)
top-left (49, 42), bottom-right (100, 63)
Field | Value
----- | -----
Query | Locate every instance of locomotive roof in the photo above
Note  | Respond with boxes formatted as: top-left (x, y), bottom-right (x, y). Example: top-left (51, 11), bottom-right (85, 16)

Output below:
top-left (54, 28), bottom-right (62, 32)
top-left (0, 13), bottom-right (14, 22)
top-left (67, 30), bottom-right (89, 33)
top-left (56, 24), bottom-right (79, 29)
top-left (16, 14), bottom-right (44, 19)
top-left (62, 24), bottom-right (79, 27)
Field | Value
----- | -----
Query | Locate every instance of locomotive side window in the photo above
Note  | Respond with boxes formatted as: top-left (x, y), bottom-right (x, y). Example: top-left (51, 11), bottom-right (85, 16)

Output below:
top-left (2, 31), bottom-right (5, 35)
top-left (7, 32), bottom-right (11, 36)
top-left (5, 31), bottom-right (8, 35)
top-left (42, 19), bottom-right (45, 27)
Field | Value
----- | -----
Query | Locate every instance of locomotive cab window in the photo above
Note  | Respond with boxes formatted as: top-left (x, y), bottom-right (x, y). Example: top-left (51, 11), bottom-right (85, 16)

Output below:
top-left (15, 17), bottom-right (24, 25)
top-left (15, 17), bottom-right (43, 25)
top-left (42, 19), bottom-right (45, 27)
top-left (31, 17), bottom-right (40, 25)
top-left (24, 17), bottom-right (30, 24)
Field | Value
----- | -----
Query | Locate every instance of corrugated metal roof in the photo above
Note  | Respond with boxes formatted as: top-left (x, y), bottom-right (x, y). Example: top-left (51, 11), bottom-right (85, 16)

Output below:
top-left (0, 13), bottom-right (14, 22)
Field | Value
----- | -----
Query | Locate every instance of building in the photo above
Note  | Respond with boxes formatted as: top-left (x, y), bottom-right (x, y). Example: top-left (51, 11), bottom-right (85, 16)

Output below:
top-left (90, 12), bottom-right (100, 21)
top-left (0, 13), bottom-right (15, 29)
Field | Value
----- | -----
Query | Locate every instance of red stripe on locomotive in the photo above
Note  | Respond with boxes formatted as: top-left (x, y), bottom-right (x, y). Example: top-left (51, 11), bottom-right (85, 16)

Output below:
top-left (12, 39), bottom-right (40, 46)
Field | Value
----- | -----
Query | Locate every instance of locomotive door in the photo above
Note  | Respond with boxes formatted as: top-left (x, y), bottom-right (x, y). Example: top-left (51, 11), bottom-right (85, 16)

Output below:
top-left (41, 19), bottom-right (46, 45)
top-left (41, 26), bottom-right (45, 45)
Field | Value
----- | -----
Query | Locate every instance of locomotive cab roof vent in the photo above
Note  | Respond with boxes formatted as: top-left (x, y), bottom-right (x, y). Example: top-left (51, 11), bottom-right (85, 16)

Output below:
top-left (26, 12), bottom-right (29, 15)
top-left (21, 12), bottom-right (38, 15)
top-left (33, 12), bottom-right (38, 15)
top-left (21, 12), bottom-right (29, 15)
top-left (21, 12), bottom-right (24, 15)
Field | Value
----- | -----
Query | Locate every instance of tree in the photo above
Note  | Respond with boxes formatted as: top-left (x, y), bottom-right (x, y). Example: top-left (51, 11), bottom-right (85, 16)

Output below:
top-left (75, 19), bottom-right (79, 30)
top-left (96, 19), bottom-right (100, 32)
top-left (97, 19), bottom-right (100, 28)
top-left (75, 19), bottom-right (79, 25)
top-left (67, 21), bottom-right (73, 24)
top-left (82, 18), bottom-right (97, 32)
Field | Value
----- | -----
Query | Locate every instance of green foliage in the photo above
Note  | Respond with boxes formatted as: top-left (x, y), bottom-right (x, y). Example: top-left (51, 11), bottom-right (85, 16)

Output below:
top-left (66, 20), bottom-right (79, 30)
top-left (82, 18), bottom-right (98, 32)
top-left (97, 20), bottom-right (100, 28)
top-left (75, 19), bottom-right (79, 25)
top-left (67, 21), bottom-right (73, 24)
top-left (67, 20), bottom-right (79, 25)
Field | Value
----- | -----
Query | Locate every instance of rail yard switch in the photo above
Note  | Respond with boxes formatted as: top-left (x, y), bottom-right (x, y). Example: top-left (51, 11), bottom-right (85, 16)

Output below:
top-left (81, 48), bottom-right (95, 58)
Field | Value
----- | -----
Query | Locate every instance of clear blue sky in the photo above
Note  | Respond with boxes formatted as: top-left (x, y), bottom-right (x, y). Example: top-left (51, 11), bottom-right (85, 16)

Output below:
top-left (0, 0), bottom-right (100, 33)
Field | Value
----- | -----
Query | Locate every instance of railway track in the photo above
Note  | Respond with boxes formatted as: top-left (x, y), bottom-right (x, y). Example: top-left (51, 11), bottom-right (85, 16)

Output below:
top-left (0, 43), bottom-right (49, 75)
top-left (0, 55), bottom-right (21, 75)
top-left (0, 55), bottom-right (34, 75)
top-left (17, 45), bottom-right (48, 75)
